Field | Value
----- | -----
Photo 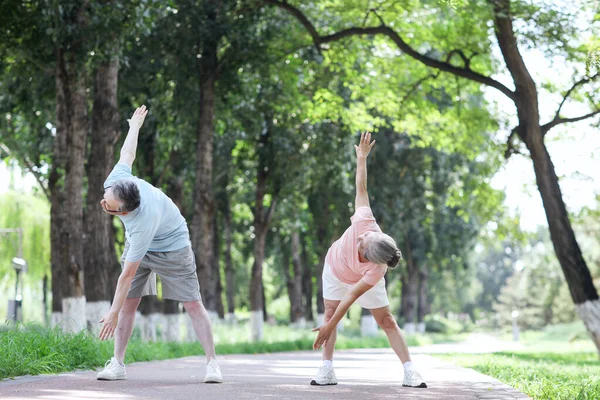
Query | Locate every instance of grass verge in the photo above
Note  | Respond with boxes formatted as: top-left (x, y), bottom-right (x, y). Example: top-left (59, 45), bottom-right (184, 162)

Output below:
top-left (436, 351), bottom-right (600, 400)
top-left (436, 323), bottom-right (600, 400)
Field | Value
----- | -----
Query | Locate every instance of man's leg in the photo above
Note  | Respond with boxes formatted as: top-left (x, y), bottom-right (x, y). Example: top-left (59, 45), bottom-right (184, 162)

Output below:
top-left (114, 297), bottom-right (142, 364)
top-left (183, 300), bottom-right (216, 360)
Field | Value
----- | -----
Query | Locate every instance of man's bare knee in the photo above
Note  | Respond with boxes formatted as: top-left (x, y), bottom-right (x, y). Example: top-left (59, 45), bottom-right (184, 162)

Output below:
top-left (183, 300), bottom-right (206, 316)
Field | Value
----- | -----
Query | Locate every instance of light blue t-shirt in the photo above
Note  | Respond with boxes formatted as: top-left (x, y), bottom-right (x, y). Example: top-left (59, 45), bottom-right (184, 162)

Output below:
top-left (104, 163), bottom-right (191, 262)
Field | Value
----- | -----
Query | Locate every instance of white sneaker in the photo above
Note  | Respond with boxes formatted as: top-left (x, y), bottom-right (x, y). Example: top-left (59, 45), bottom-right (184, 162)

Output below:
top-left (97, 357), bottom-right (126, 381)
top-left (310, 366), bottom-right (338, 386)
top-left (403, 368), bottom-right (427, 388)
top-left (204, 358), bottom-right (223, 383)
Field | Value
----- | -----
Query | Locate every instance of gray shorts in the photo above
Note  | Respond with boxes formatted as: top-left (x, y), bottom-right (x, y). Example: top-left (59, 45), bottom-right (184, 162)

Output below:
top-left (121, 242), bottom-right (202, 302)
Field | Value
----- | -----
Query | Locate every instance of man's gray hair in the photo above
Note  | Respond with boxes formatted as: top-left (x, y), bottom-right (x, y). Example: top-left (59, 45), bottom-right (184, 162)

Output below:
top-left (112, 179), bottom-right (140, 212)
top-left (363, 232), bottom-right (403, 269)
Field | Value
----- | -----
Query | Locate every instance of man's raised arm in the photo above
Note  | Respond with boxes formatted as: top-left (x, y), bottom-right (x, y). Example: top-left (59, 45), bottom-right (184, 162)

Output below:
top-left (118, 105), bottom-right (148, 169)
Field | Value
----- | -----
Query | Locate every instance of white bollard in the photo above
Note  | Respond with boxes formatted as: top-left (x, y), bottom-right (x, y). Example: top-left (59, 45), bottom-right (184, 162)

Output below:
top-left (360, 314), bottom-right (379, 337)
top-left (250, 310), bottom-right (264, 342)
top-left (62, 296), bottom-right (87, 333)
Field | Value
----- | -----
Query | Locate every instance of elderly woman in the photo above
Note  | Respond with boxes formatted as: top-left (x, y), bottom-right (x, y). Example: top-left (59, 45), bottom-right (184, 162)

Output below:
top-left (310, 132), bottom-right (426, 389)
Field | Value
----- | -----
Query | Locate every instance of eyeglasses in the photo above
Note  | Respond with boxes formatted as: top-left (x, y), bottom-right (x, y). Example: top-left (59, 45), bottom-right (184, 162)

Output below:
top-left (101, 186), bottom-right (121, 213)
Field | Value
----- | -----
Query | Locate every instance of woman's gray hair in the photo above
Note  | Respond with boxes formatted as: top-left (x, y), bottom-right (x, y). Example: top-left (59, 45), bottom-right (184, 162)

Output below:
top-left (112, 179), bottom-right (140, 212)
top-left (363, 232), bottom-right (403, 269)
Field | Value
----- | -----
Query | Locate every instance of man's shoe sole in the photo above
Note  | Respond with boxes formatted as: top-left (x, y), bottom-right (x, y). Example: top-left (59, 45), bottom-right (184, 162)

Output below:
top-left (403, 382), bottom-right (427, 388)
top-left (310, 380), bottom-right (338, 386)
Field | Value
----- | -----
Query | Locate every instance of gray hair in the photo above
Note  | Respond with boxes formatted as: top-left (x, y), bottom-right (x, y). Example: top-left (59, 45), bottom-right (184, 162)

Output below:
top-left (363, 232), bottom-right (403, 269)
top-left (112, 179), bottom-right (140, 212)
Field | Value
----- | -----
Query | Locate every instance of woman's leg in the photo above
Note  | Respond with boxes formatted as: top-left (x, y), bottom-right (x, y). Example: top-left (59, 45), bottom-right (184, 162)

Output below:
top-left (371, 305), bottom-right (426, 387)
top-left (322, 299), bottom-right (341, 362)
top-left (370, 305), bottom-right (411, 363)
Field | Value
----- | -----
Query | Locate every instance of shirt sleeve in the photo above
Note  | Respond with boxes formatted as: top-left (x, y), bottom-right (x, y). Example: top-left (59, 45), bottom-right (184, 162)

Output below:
top-left (362, 265), bottom-right (387, 285)
top-left (104, 163), bottom-right (134, 189)
top-left (350, 206), bottom-right (378, 236)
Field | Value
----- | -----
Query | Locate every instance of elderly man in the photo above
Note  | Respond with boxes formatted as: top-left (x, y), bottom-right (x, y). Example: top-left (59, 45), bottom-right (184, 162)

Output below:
top-left (96, 106), bottom-right (222, 384)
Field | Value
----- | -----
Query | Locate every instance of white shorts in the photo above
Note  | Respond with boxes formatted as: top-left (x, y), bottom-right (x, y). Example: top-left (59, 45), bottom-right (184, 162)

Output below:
top-left (322, 262), bottom-right (390, 309)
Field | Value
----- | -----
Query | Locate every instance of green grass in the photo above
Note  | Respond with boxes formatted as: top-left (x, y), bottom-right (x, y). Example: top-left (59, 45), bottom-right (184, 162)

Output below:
top-left (436, 323), bottom-right (600, 400)
top-left (0, 322), bottom-right (464, 379)
top-left (437, 351), bottom-right (600, 400)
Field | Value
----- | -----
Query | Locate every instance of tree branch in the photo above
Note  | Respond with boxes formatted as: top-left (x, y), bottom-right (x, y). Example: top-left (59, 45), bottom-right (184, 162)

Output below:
top-left (368, 7), bottom-right (386, 26)
top-left (399, 72), bottom-right (441, 106)
top-left (541, 109), bottom-right (600, 135)
top-left (446, 49), bottom-right (470, 68)
top-left (542, 73), bottom-right (600, 134)
top-left (265, 196), bottom-right (278, 227)
top-left (550, 73), bottom-right (600, 124)
top-left (264, 0), bottom-right (322, 47)
top-left (265, 0), bottom-right (516, 100)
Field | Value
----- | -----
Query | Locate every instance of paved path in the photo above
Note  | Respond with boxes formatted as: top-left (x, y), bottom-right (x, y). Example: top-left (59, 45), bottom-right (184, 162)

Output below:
top-left (1, 348), bottom-right (529, 399)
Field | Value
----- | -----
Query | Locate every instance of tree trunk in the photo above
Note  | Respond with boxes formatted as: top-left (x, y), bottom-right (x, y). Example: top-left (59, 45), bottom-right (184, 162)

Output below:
top-left (290, 229), bottom-right (304, 324)
top-left (301, 233), bottom-right (313, 322)
top-left (213, 212), bottom-right (225, 319)
top-left (63, 69), bottom-right (86, 298)
top-left (315, 253), bottom-right (326, 325)
top-left (250, 123), bottom-right (277, 341)
top-left (314, 222), bottom-right (328, 325)
top-left (283, 238), bottom-right (293, 321)
top-left (190, 4), bottom-right (220, 313)
top-left (250, 224), bottom-right (268, 340)
top-left (50, 53), bottom-right (68, 322)
top-left (399, 238), bottom-right (418, 334)
top-left (262, 281), bottom-right (268, 322)
top-left (84, 52), bottom-right (121, 334)
top-left (53, 42), bottom-right (88, 332)
top-left (42, 275), bottom-right (49, 327)
top-left (491, 0), bottom-right (600, 354)
top-left (417, 264), bottom-right (429, 334)
top-left (223, 186), bottom-right (235, 320)
top-left (527, 131), bottom-right (600, 353)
